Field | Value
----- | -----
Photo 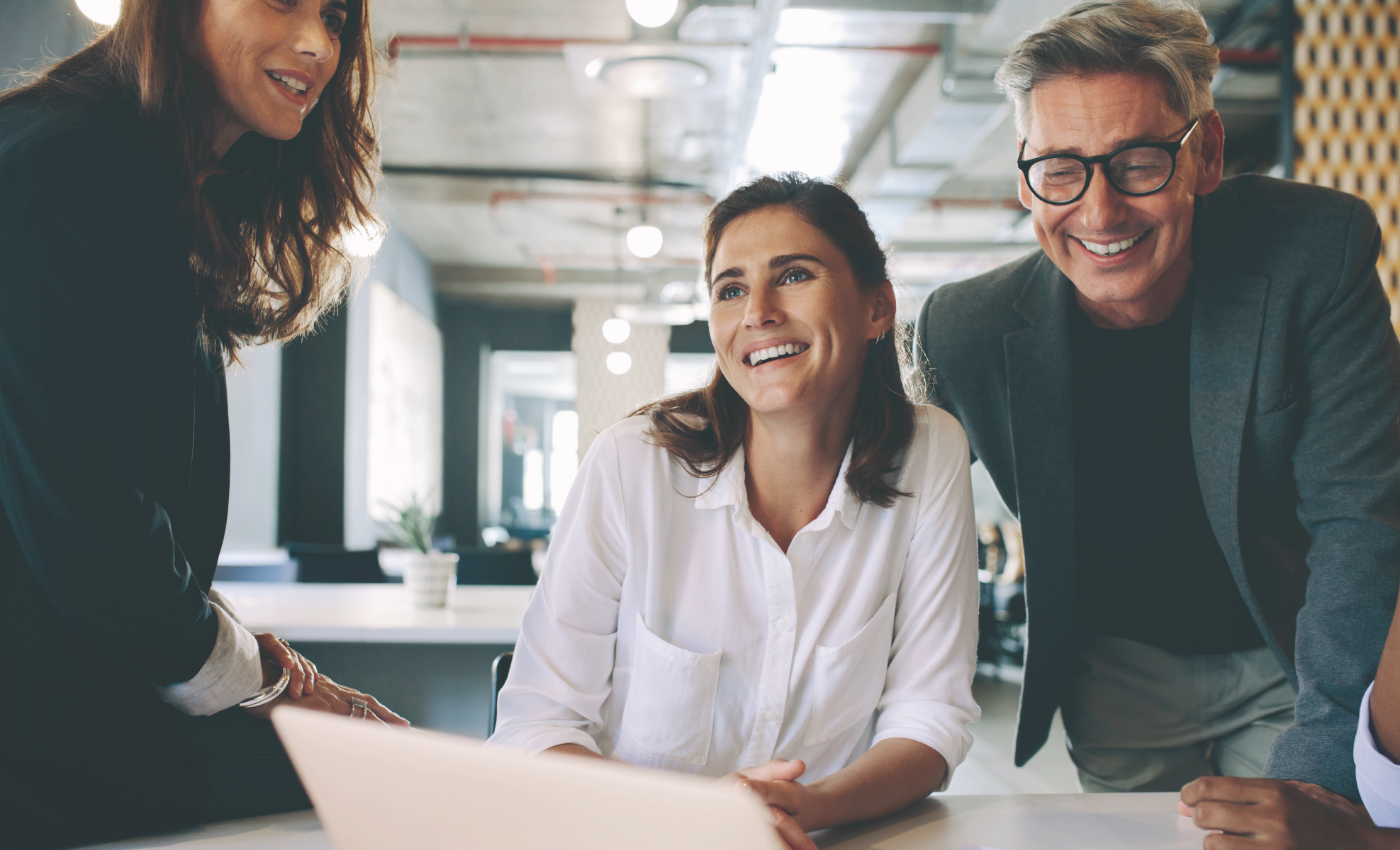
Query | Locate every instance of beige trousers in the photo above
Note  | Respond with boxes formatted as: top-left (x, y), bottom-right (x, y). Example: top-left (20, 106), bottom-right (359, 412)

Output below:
top-left (1059, 632), bottom-right (1297, 793)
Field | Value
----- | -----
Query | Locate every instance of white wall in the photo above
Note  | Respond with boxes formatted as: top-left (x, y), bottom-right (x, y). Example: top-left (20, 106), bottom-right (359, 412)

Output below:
top-left (223, 343), bottom-right (282, 552)
top-left (344, 227), bottom-right (439, 549)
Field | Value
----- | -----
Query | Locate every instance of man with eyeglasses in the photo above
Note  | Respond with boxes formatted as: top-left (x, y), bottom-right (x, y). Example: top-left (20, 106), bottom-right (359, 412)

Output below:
top-left (917, 0), bottom-right (1400, 812)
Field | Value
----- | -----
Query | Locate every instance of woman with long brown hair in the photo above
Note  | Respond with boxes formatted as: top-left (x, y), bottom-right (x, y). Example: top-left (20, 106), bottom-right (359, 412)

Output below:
top-left (0, 1), bottom-right (404, 846)
top-left (490, 174), bottom-right (980, 850)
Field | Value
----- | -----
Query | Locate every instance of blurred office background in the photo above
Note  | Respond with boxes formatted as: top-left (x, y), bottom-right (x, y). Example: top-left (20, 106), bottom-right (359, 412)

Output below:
top-left (5, 0), bottom-right (1379, 794)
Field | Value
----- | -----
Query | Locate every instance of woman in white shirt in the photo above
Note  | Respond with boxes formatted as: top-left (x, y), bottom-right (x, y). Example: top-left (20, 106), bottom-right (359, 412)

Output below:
top-left (489, 173), bottom-right (979, 849)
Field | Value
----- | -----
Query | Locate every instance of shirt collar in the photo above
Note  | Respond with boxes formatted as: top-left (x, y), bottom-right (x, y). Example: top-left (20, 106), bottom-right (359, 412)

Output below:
top-left (694, 441), bottom-right (861, 532)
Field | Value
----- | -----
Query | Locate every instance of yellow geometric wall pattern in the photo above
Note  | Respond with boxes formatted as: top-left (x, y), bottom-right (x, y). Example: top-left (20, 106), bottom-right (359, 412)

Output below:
top-left (1292, 0), bottom-right (1400, 332)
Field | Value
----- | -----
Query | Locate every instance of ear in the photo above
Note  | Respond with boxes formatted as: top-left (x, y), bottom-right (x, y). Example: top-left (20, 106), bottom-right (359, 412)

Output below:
top-left (1015, 137), bottom-right (1034, 211)
top-left (1191, 111), bottom-right (1226, 196)
top-left (869, 280), bottom-right (896, 339)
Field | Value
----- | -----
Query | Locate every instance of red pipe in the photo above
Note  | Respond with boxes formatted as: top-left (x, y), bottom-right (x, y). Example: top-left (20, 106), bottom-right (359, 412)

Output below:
top-left (386, 33), bottom-right (939, 62)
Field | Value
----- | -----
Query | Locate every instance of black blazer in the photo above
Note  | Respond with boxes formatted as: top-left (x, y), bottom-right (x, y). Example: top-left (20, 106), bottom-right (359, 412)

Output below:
top-left (0, 95), bottom-right (231, 845)
top-left (918, 176), bottom-right (1400, 799)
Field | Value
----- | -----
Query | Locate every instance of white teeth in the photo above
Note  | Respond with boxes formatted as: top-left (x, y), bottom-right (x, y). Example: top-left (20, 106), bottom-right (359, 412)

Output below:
top-left (747, 343), bottom-right (807, 366)
top-left (269, 72), bottom-right (308, 93)
top-left (1079, 231), bottom-right (1147, 256)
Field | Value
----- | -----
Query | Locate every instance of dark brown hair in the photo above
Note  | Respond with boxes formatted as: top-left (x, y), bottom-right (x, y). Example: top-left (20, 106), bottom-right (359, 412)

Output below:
top-left (638, 173), bottom-right (918, 508)
top-left (0, 0), bottom-right (379, 357)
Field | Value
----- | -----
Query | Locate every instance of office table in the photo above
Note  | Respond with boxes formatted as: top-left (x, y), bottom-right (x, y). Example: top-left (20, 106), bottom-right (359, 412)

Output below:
top-left (212, 582), bottom-right (533, 644)
top-left (76, 793), bottom-right (1208, 849)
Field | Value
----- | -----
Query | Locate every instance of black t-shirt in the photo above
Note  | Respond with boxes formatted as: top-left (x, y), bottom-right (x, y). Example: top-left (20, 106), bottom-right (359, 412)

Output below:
top-left (1070, 294), bottom-right (1264, 654)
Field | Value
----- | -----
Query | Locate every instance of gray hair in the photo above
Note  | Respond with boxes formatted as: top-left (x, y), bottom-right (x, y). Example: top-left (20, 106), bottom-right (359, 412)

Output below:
top-left (995, 0), bottom-right (1219, 137)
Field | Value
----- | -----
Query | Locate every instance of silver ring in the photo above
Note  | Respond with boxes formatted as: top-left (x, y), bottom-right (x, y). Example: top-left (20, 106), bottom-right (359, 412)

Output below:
top-left (350, 697), bottom-right (369, 719)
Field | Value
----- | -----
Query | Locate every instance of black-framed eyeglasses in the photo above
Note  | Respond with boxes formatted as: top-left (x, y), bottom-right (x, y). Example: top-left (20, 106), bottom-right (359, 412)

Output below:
top-left (1017, 119), bottom-right (1199, 206)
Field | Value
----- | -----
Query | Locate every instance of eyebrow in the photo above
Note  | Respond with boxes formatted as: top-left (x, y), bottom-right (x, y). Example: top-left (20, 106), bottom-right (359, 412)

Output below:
top-left (1028, 133), bottom-right (1174, 158)
top-left (326, 0), bottom-right (348, 11)
top-left (711, 253), bottom-right (826, 283)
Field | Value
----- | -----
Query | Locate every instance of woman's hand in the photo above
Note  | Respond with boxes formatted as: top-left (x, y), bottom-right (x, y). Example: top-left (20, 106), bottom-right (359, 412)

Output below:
top-left (721, 759), bottom-right (818, 850)
top-left (253, 633), bottom-right (317, 698)
top-left (1179, 776), bottom-right (1400, 849)
top-left (243, 671), bottom-right (409, 726)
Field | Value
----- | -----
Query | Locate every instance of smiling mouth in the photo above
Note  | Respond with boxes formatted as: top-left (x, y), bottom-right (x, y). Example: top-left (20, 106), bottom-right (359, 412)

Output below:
top-left (266, 71), bottom-right (309, 95)
top-left (1074, 230), bottom-right (1150, 257)
top-left (746, 343), bottom-right (809, 367)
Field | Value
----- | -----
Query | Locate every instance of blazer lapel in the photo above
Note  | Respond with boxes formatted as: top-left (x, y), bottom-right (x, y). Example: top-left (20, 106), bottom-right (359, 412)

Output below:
top-left (1188, 187), bottom-right (1273, 639)
top-left (1004, 255), bottom-right (1079, 765)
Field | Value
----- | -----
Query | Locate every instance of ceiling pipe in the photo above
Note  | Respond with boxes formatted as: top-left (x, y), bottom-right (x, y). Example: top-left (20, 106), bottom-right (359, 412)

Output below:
top-left (1218, 48), bottom-right (1281, 66)
top-left (488, 190), bottom-right (715, 208)
top-left (384, 33), bottom-right (939, 62)
top-left (381, 164), bottom-right (707, 190)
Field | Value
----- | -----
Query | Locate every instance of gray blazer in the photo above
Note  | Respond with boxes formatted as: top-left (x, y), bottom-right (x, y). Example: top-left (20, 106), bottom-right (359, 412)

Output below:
top-left (917, 174), bottom-right (1400, 798)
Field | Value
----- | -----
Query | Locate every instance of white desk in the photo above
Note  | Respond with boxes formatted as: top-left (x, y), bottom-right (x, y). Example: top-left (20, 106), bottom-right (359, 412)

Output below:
top-left (818, 793), bottom-right (1205, 849)
top-left (212, 582), bottom-right (533, 644)
top-left (76, 793), bottom-right (1207, 849)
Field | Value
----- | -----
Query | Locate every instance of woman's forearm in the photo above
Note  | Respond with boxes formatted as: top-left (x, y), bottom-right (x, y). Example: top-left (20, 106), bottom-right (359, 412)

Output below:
top-left (799, 738), bottom-right (947, 832)
top-left (545, 743), bottom-right (607, 760)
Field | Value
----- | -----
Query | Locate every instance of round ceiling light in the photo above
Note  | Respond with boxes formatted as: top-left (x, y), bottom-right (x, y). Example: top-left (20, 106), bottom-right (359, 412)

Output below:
top-left (76, 0), bottom-right (121, 25)
top-left (626, 225), bottom-right (664, 259)
top-left (601, 318), bottom-right (631, 344)
top-left (606, 352), bottom-right (633, 375)
top-left (342, 222), bottom-right (387, 258)
top-left (625, 0), bottom-right (679, 28)
top-left (592, 56), bottom-right (709, 98)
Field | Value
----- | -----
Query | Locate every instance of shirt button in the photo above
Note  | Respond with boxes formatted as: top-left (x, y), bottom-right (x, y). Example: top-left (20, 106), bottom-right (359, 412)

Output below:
top-left (774, 618), bottom-right (791, 632)
top-left (766, 712), bottom-right (781, 723)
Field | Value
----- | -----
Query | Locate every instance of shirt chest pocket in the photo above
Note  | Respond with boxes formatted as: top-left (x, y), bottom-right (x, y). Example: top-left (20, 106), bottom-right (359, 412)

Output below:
top-left (804, 593), bottom-right (898, 747)
top-left (620, 614), bottom-right (722, 765)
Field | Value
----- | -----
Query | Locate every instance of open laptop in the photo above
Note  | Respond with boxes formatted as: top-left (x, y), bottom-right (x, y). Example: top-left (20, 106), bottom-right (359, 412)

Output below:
top-left (272, 708), bottom-right (784, 850)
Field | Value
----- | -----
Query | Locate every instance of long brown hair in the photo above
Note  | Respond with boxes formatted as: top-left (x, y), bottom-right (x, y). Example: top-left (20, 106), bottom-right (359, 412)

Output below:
top-left (0, 0), bottom-right (379, 357)
top-left (639, 173), bottom-right (919, 508)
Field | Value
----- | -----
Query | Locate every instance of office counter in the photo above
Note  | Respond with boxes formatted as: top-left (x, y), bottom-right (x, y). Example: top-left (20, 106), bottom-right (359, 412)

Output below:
top-left (208, 582), bottom-right (532, 736)
top-left (212, 582), bottom-right (533, 644)
top-left (75, 793), bottom-right (1207, 849)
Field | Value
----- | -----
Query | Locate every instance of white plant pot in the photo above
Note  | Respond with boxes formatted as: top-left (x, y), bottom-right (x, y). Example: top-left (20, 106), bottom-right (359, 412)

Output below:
top-left (401, 551), bottom-right (458, 608)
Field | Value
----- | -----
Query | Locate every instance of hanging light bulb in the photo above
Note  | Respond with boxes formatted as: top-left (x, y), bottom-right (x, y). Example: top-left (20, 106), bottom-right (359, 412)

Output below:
top-left (625, 0), bottom-right (678, 28)
top-left (601, 318), bottom-right (632, 344)
top-left (606, 352), bottom-right (633, 375)
top-left (343, 222), bottom-right (387, 258)
top-left (626, 225), bottom-right (664, 259)
top-left (76, 0), bottom-right (121, 26)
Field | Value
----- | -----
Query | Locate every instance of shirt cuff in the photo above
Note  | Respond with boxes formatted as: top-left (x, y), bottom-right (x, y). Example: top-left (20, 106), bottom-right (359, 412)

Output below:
top-left (1355, 681), bottom-right (1400, 827)
top-left (154, 598), bottom-right (263, 716)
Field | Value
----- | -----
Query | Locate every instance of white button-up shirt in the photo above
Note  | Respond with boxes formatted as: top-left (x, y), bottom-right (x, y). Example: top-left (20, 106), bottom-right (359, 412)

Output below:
top-left (488, 405), bottom-right (980, 787)
top-left (1356, 681), bottom-right (1400, 826)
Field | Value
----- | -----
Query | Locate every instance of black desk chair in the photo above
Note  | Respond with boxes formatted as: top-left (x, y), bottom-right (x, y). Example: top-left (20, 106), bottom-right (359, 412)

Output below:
top-left (488, 651), bottom-right (513, 737)
top-left (456, 548), bottom-right (537, 586)
top-left (286, 542), bottom-right (386, 583)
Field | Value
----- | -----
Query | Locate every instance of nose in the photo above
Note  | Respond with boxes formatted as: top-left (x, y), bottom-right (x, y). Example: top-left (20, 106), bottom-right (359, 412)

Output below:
top-left (743, 283), bottom-right (784, 329)
top-left (1076, 162), bottom-right (1129, 234)
top-left (294, 11), bottom-right (336, 64)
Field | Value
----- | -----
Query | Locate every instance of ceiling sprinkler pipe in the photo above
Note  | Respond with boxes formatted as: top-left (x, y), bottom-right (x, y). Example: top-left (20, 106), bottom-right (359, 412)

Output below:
top-left (384, 33), bottom-right (940, 62)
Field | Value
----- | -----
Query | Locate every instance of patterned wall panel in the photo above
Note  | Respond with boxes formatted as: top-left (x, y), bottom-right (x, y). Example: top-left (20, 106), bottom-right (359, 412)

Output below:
top-left (1293, 0), bottom-right (1400, 330)
top-left (573, 299), bottom-right (671, 457)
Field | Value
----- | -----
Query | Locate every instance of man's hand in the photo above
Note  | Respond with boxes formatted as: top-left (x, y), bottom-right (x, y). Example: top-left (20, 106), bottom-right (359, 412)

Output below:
top-left (1179, 776), bottom-right (1400, 849)
top-left (720, 759), bottom-right (818, 850)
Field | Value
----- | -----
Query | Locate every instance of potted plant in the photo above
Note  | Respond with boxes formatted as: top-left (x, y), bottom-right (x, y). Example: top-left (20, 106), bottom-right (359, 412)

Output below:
top-left (381, 495), bottom-right (458, 608)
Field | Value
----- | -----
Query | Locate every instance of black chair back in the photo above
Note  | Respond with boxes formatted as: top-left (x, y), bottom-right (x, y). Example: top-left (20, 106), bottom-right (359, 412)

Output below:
top-left (286, 542), bottom-right (386, 583)
top-left (488, 651), bottom-right (513, 737)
